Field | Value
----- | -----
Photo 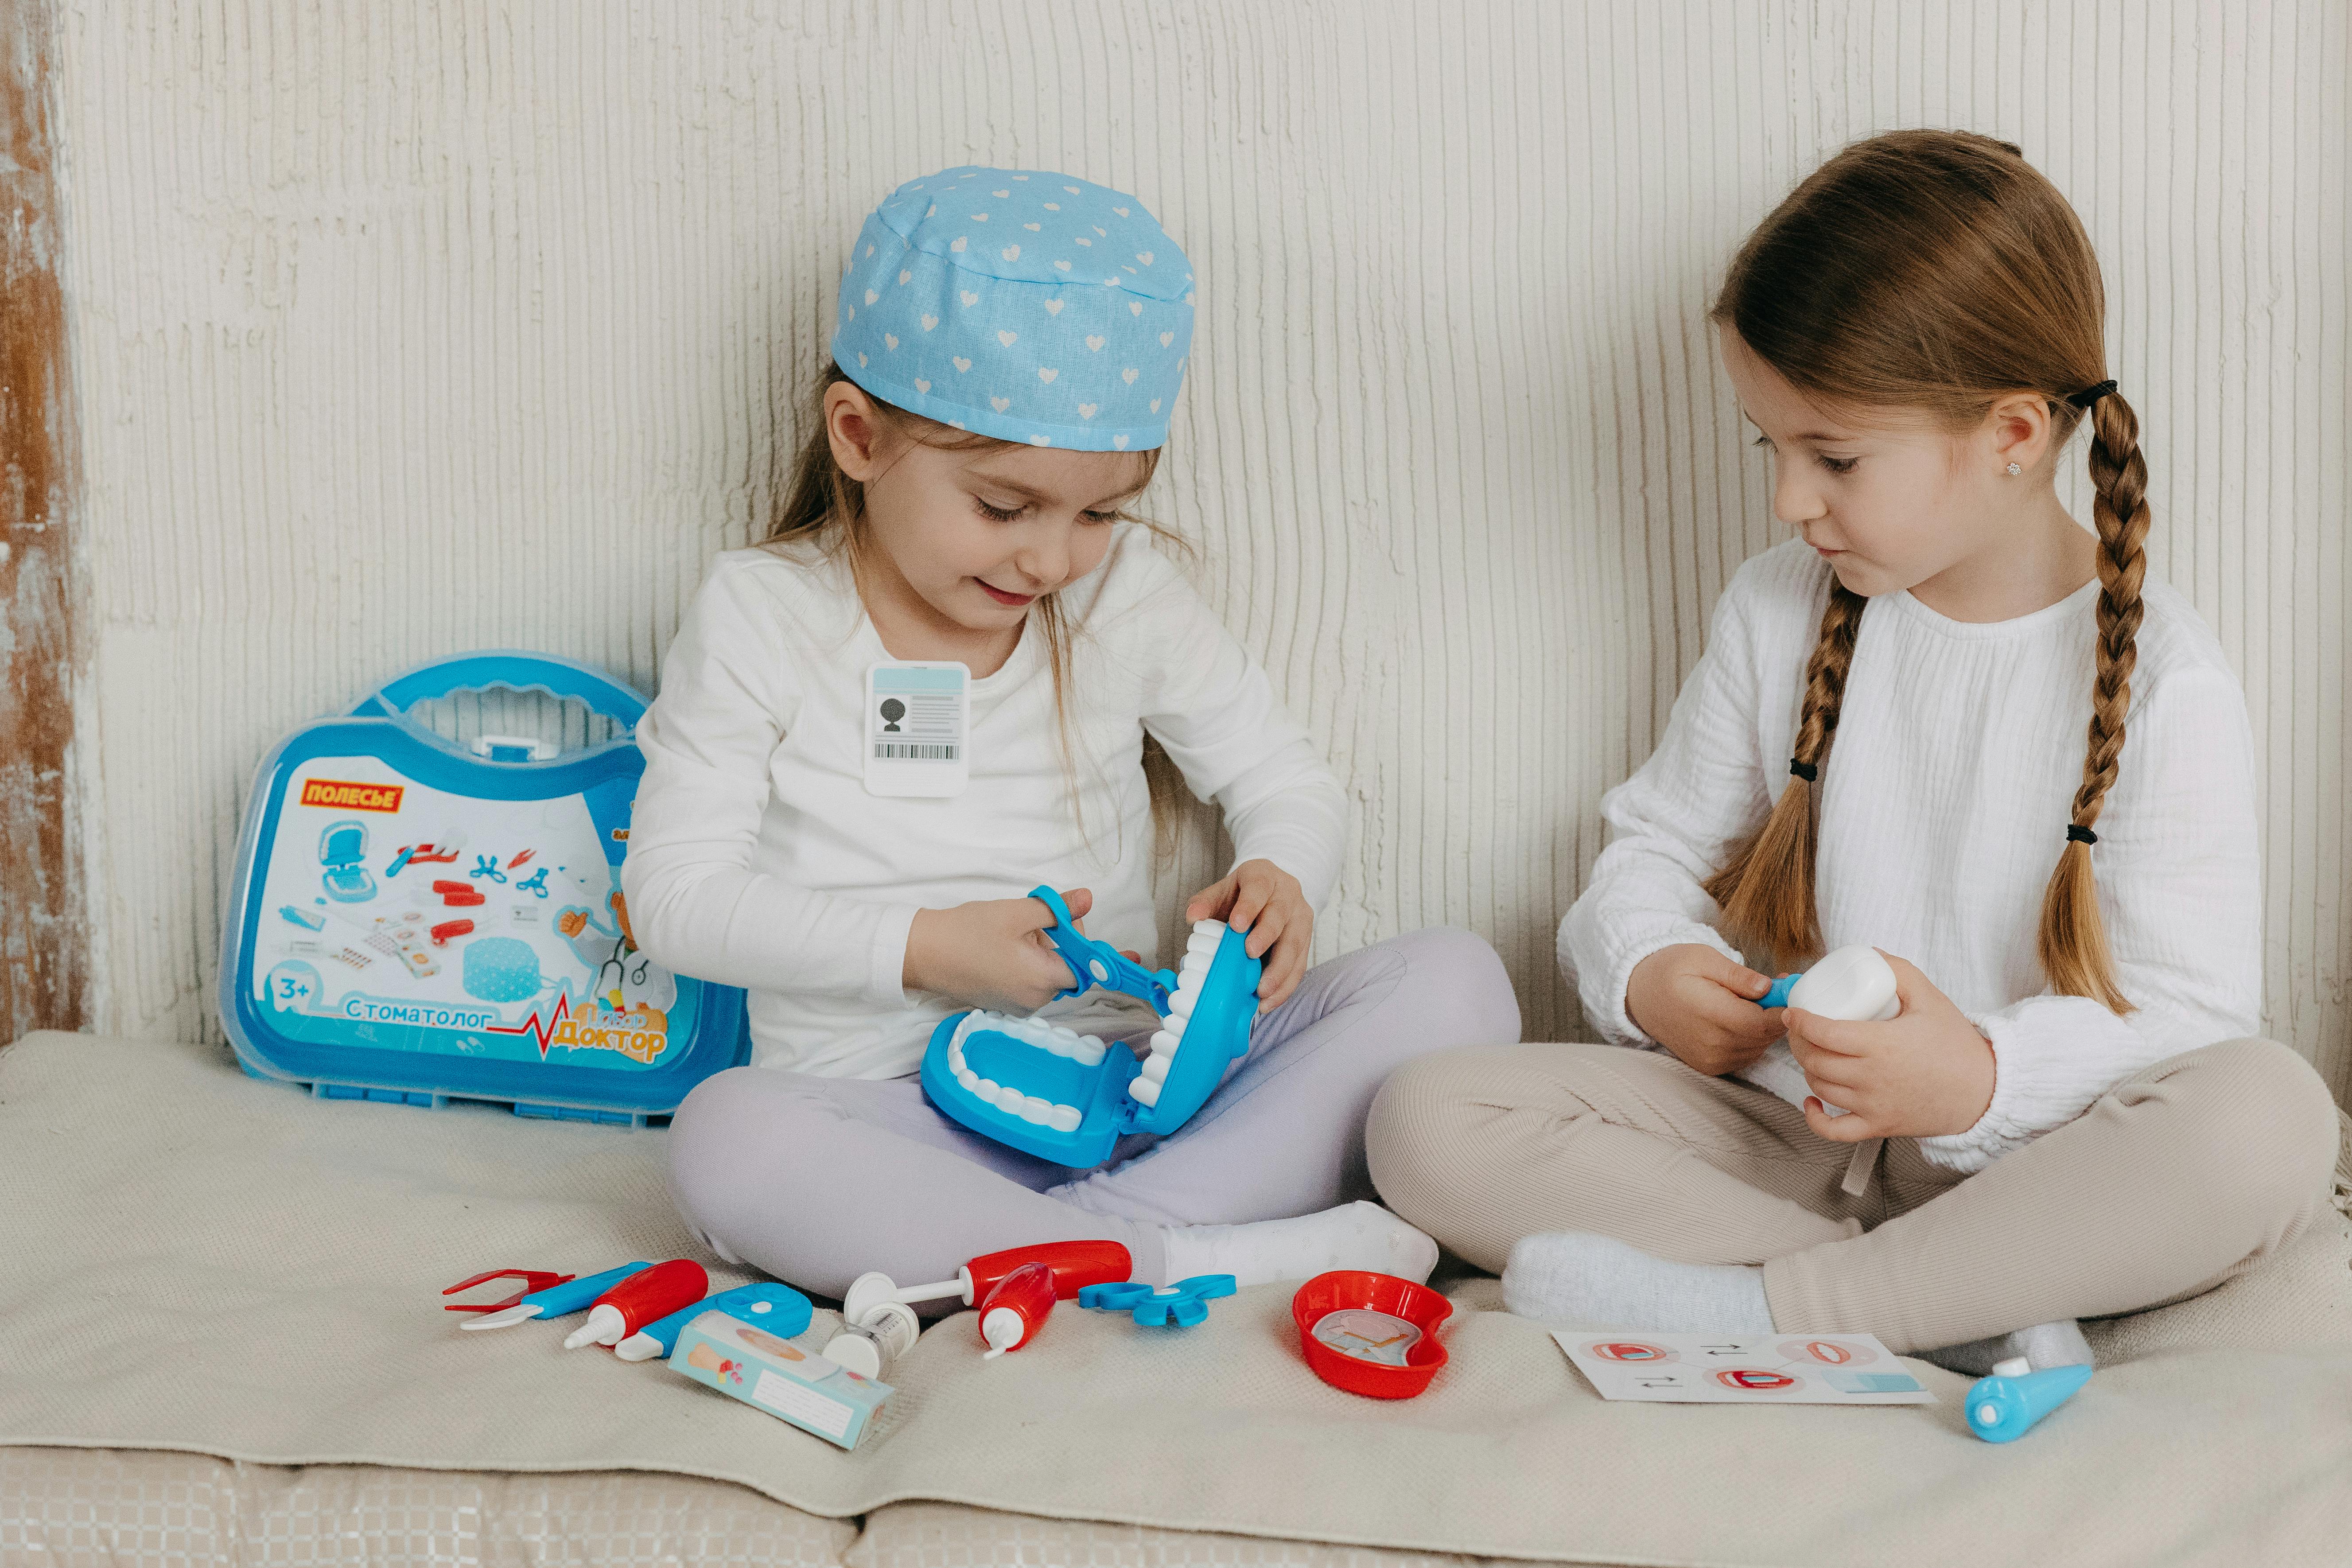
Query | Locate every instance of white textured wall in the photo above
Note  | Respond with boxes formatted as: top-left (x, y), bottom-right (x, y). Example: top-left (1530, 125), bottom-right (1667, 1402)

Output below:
top-left (54, 1), bottom-right (2352, 1098)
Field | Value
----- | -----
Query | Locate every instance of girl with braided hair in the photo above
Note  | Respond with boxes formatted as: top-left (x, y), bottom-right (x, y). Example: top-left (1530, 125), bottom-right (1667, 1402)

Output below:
top-left (1365, 131), bottom-right (2339, 1367)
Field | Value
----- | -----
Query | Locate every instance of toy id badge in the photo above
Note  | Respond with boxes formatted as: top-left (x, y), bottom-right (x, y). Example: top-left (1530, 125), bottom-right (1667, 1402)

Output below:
top-left (863, 661), bottom-right (969, 797)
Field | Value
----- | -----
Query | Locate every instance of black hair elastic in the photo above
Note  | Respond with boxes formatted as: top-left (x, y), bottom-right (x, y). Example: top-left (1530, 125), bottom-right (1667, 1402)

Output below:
top-left (2066, 824), bottom-right (2099, 845)
top-left (2067, 380), bottom-right (2118, 409)
top-left (1788, 759), bottom-right (1818, 783)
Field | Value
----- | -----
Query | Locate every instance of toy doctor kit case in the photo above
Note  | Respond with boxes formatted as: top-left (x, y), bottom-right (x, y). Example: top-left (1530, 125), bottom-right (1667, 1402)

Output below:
top-left (221, 653), bottom-right (746, 1124)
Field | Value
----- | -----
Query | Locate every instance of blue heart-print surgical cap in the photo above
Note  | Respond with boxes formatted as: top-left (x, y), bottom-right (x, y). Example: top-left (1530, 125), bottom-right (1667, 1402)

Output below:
top-left (831, 167), bottom-right (1195, 451)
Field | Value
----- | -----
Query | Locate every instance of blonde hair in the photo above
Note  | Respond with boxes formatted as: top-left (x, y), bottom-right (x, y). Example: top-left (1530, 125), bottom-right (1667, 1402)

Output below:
top-left (772, 362), bottom-right (1192, 855)
top-left (1702, 130), bottom-right (2143, 1012)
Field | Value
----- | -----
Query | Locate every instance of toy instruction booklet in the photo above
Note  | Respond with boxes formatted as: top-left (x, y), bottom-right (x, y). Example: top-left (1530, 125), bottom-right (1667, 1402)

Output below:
top-left (1556, 1331), bottom-right (1936, 1405)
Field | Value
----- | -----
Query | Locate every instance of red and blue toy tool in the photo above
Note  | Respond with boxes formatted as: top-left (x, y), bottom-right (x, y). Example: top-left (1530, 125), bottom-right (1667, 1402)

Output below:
top-left (977, 1261), bottom-right (1059, 1359)
top-left (458, 1261), bottom-right (649, 1330)
top-left (564, 1259), bottom-right (709, 1350)
top-left (440, 1268), bottom-right (574, 1314)
top-left (614, 1281), bottom-right (813, 1363)
top-left (840, 1240), bottom-right (1131, 1327)
top-left (1078, 1274), bottom-right (1237, 1328)
top-left (1966, 1357), bottom-right (2092, 1443)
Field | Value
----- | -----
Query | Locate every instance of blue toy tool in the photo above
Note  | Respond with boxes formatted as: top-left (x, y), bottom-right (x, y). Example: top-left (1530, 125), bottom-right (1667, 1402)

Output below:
top-left (318, 821), bottom-right (377, 903)
top-left (1078, 1275), bottom-right (1238, 1329)
top-left (457, 1261), bottom-right (650, 1331)
top-left (1758, 973), bottom-right (1800, 1009)
top-left (920, 884), bottom-right (1263, 1167)
top-left (1965, 1358), bottom-right (2093, 1443)
top-left (614, 1281), bottom-right (813, 1362)
top-left (515, 867), bottom-right (551, 898)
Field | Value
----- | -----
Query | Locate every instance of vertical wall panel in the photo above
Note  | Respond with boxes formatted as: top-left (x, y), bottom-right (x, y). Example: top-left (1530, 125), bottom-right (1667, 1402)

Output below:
top-left (49, 0), bottom-right (2352, 1100)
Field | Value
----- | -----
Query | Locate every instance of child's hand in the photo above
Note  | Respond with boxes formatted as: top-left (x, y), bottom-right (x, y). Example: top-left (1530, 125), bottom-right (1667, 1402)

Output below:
top-left (1185, 859), bottom-right (1311, 1014)
top-left (1785, 954), bottom-right (1996, 1141)
top-left (903, 888), bottom-right (1096, 1015)
top-left (1625, 944), bottom-right (1784, 1076)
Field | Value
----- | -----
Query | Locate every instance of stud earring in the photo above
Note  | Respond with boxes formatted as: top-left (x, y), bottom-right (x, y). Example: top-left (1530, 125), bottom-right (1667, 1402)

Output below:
top-left (2005, 463), bottom-right (2022, 476)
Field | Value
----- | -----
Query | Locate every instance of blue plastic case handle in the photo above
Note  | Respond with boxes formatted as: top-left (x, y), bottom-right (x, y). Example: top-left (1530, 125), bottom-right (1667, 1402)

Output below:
top-left (354, 651), bottom-right (649, 731)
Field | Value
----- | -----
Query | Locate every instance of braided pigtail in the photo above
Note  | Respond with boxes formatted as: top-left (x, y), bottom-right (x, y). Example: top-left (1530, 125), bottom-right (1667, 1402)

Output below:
top-left (1703, 581), bottom-right (1867, 968)
top-left (2036, 389), bottom-right (2147, 1012)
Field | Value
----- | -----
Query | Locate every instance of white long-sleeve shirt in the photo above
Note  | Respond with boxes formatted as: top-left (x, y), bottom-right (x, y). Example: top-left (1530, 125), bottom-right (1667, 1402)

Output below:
top-left (623, 527), bottom-right (1349, 1078)
top-left (1560, 539), bottom-right (2262, 1173)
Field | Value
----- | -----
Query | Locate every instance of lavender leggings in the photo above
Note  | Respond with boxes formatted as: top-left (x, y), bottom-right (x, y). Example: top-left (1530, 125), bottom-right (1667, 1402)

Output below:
top-left (666, 926), bottom-right (1519, 1300)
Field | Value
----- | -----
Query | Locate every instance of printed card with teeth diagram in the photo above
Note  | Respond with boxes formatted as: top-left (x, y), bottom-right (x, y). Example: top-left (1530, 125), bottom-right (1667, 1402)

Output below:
top-left (1556, 1331), bottom-right (1936, 1405)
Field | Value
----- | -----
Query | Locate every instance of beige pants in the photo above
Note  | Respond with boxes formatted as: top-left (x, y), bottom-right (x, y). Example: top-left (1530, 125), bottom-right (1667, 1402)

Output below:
top-left (1365, 1037), bottom-right (2340, 1353)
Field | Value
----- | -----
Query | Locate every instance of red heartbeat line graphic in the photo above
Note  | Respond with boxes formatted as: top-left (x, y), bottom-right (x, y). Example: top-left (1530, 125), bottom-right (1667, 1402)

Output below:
top-left (488, 993), bottom-right (574, 1058)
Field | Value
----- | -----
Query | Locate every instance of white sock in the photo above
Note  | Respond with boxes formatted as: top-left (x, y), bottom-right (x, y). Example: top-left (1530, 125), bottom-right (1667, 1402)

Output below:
top-left (1154, 1201), bottom-right (1439, 1288)
top-left (1917, 1320), bottom-right (2094, 1376)
top-left (1501, 1232), bottom-right (1774, 1334)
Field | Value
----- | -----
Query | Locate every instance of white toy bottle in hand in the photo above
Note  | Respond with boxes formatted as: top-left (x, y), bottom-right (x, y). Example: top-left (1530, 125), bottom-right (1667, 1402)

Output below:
top-left (1737, 945), bottom-right (1901, 1115)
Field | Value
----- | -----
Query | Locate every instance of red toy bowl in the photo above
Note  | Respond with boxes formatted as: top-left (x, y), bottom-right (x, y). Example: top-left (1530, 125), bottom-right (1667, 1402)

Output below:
top-left (1291, 1270), bottom-right (1454, 1399)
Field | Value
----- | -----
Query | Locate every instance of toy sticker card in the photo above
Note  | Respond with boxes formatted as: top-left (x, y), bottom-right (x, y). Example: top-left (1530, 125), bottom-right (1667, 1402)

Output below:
top-left (1555, 1332), bottom-right (1934, 1405)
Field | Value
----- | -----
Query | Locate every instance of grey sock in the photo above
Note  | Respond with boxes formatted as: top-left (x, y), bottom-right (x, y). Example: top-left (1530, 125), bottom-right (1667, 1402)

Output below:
top-left (1501, 1232), bottom-right (1774, 1334)
top-left (1917, 1319), bottom-right (2095, 1376)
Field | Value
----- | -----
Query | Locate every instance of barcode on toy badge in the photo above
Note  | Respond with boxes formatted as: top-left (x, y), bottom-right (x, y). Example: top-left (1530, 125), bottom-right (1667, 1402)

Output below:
top-left (863, 661), bottom-right (971, 797)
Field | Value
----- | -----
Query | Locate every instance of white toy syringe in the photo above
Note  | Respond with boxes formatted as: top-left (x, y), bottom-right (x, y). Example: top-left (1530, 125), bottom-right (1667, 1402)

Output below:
top-left (1741, 944), bottom-right (1901, 1116)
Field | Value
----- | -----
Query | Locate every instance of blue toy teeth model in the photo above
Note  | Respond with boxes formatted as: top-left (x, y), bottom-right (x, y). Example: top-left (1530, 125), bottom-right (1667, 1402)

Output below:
top-left (920, 884), bottom-right (1263, 1167)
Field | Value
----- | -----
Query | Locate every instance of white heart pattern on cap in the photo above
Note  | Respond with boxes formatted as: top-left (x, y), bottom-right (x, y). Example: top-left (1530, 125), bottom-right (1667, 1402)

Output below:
top-left (844, 167), bottom-right (1193, 450)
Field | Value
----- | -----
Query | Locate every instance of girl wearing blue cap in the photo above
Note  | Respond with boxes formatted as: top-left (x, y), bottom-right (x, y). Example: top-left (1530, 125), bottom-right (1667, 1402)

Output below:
top-left (625, 168), bottom-right (1518, 1300)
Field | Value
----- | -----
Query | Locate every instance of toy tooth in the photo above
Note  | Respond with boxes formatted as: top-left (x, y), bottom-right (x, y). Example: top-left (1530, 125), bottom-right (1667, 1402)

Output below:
top-left (614, 1280), bottom-right (813, 1362)
top-left (1748, 944), bottom-right (1903, 1120)
top-left (920, 884), bottom-right (1263, 1166)
top-left (458, 1261), bottom-right (649, 1330)
top-left (563, 1258), bottom-right (709, 1350)
top-left (1966, 1356), bottom-right (2093, 1443)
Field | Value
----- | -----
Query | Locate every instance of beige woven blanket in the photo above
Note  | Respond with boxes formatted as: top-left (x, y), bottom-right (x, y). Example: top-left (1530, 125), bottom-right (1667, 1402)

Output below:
top-left (4, 1031), bottom-right (2348, 1566)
